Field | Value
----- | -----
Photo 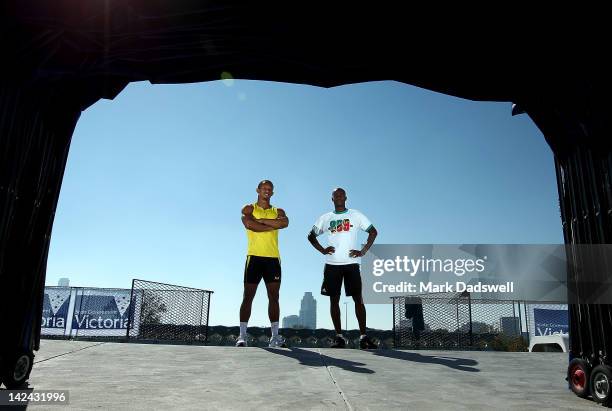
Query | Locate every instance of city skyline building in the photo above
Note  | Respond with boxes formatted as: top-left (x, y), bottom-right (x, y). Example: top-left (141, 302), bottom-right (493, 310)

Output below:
top-left (282, 292), bottom-right (317, 329)
top-left (282, 315), bottom-right (300, 329)
top-left (299, 292), bottom-right (316, 329)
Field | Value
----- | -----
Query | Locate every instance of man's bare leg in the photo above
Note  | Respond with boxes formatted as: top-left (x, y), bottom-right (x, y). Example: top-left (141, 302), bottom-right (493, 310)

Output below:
top-left (266, 281), bottom-right (284, 346)
top-left (237, 283), bottom-right (258, 346)
top-left (330, 295), bottom-right (342, 334)
top-left (353, 294), bottom-right (367, 334)
top-left (240, 283), bottom-right (258, 322)
top-left (265, 281), bottom-right (280, 323)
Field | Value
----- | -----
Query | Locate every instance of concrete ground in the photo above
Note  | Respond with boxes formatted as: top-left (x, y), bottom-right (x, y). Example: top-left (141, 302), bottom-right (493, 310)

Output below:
top-left (2, 340), bottom-right (603, 410)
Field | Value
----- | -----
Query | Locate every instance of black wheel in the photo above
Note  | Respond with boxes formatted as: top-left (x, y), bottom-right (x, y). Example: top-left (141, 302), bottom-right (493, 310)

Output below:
top-left (568, 358), bottom-right (590, 398)
top-left (590, 364), bottom-right (612, 405)
top-left (1, 350), bottom-right (34, 389)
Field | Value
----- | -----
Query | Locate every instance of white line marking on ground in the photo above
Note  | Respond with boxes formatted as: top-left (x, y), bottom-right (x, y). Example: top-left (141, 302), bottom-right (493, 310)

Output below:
top-left (317, 348), bottom-right (354, 411)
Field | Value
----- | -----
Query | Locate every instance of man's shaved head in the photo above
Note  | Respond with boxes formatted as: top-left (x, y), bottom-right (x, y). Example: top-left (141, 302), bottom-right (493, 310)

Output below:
top-left (258, 180), bottom-right (274, 189)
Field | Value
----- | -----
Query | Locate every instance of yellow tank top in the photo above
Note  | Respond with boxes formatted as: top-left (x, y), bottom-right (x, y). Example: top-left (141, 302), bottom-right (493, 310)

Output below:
top-left (246, 203), bottom-right (280, 257)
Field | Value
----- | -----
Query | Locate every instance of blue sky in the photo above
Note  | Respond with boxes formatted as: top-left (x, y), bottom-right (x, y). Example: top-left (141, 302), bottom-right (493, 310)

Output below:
top-left (45, 79), bottom-right (563, 330)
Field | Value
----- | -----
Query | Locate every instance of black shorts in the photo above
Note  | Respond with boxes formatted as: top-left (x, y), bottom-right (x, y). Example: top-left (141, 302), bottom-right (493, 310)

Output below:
top-left (244, 255), bottom-right (282, 284)
top-left (321, 264), bottom-right (362, 297)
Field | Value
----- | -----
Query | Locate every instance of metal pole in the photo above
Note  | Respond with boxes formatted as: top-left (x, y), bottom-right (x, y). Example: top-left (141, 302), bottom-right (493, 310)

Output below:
top-left (456, 298), bottom-right (460, 349)
top-left (517, 301), bottom-right (523, 342)
top-left (138, 289), bottom-right (145, 339)
top-left (524, 302), bottom-right (530, 347)
top-left (512, 301), bottom-right (517, 337)
top-left (74, 287), bottom-right (85, 340)
top-left (392, 297), bottom-right (397, 348)
top-left (468, 293), bottom-right (473, 348)
top-left (205, 292), bottom-right (212, 345)
top-left (126, 279), bottom-right (136, 340)
top-left (64, 287), bottom-right (78, 338)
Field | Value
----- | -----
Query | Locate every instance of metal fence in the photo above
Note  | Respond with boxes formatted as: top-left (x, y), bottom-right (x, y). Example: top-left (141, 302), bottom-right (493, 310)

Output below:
top-left (127, 279), bottom-right (213, 343)
top-left (392, 294), bottom-right (568, 351)
top-left (41, 282), bottom-right (213, 343)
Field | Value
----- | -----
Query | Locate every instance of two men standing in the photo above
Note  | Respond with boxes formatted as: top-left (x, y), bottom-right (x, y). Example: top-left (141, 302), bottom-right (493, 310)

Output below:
top-left (237, 182), bottom-right (377, 349)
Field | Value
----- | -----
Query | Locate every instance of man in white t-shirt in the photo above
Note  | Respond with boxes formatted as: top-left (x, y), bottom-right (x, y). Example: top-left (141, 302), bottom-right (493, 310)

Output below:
top-left (307, 187), bottom-right (378, 349)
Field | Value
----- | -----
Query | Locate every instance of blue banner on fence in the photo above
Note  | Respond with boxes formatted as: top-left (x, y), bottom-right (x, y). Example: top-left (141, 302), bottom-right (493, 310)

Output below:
top-left (72, 292), bottom-right (131, 330)
top-left (533, 308), bottom-right (568, 336)
top-left (42, 289), bottom-right (70, 329)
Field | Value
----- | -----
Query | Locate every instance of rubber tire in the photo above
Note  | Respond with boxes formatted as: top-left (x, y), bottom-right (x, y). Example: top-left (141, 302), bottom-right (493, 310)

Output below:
top-left (2, 350), bottom-right (34, 389)
top-left (590, 364), bottom-right (612, 405)
top-left (568, 358), bottom-right (590, 398)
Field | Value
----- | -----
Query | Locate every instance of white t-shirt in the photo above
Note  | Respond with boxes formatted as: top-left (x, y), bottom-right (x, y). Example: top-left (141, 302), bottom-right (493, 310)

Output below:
top-left (311, 209), bottom-right (373, 265)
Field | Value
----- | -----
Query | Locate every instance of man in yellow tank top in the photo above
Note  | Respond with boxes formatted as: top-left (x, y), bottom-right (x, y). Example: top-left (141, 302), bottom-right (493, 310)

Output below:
top-left (236, 180), bottom-right (289, 348)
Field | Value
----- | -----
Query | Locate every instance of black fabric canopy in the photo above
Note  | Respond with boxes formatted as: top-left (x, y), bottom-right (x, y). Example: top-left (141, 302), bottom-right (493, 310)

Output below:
top-left (1, 2), bottom-right (605, 108)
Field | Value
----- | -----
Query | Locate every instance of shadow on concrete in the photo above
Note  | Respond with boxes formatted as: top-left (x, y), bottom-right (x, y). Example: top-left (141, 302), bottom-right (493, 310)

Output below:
top-left (262, 347), bottom-right (375, 374)
top-left (370, 350), bottom-right (480, 372)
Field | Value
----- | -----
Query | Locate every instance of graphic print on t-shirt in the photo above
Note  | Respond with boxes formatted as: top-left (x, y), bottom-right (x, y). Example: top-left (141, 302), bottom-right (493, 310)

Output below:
top-left (312, 209), bottom-right (373, 265)
top-left (329, 219), bottom-right (353, 233)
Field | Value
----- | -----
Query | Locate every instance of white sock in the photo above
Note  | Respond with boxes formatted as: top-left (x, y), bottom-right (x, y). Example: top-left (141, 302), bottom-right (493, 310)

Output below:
top-left (240, 322), bottom-right (248, 338)
top-left (360, 334), bottom-right (367, 340)
top-left (271, 322), bottom-right (279, 337)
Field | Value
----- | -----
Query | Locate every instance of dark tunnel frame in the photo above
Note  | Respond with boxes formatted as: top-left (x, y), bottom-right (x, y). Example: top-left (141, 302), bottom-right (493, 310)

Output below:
top-left (1, 1), bottom-right (611, 403)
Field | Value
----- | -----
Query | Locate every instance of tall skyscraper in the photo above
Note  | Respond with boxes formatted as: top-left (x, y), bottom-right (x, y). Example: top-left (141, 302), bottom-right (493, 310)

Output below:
top-left (58, 278), bottom-right (70, 287)
top-left (299, 292), bottom-right (316, 329)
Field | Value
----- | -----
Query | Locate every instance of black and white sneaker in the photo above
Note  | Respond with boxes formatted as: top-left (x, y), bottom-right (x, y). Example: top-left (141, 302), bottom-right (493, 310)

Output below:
top-left (330, 336), bottom-right (346, 348)
top-left (269, 335), bottom-right (287, 348)
top-left (359, 336), bottom-right (378, 350)
top-left (235, 337), bottom-right (247, 347)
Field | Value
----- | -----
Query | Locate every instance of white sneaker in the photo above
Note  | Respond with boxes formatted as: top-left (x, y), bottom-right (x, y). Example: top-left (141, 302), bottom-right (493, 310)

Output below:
top-left (236, 337), bottom-right (247, 347)
top-left (268, 335), bottom-right (287, 348)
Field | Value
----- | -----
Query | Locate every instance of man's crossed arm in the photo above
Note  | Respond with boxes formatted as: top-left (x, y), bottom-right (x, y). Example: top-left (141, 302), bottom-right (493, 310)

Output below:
top-left (241, 205), bottom-right (289, 232)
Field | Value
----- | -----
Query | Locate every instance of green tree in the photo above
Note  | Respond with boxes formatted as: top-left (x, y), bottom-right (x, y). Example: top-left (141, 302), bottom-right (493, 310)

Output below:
top-left (141, 290), bottom-right (167, 324)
